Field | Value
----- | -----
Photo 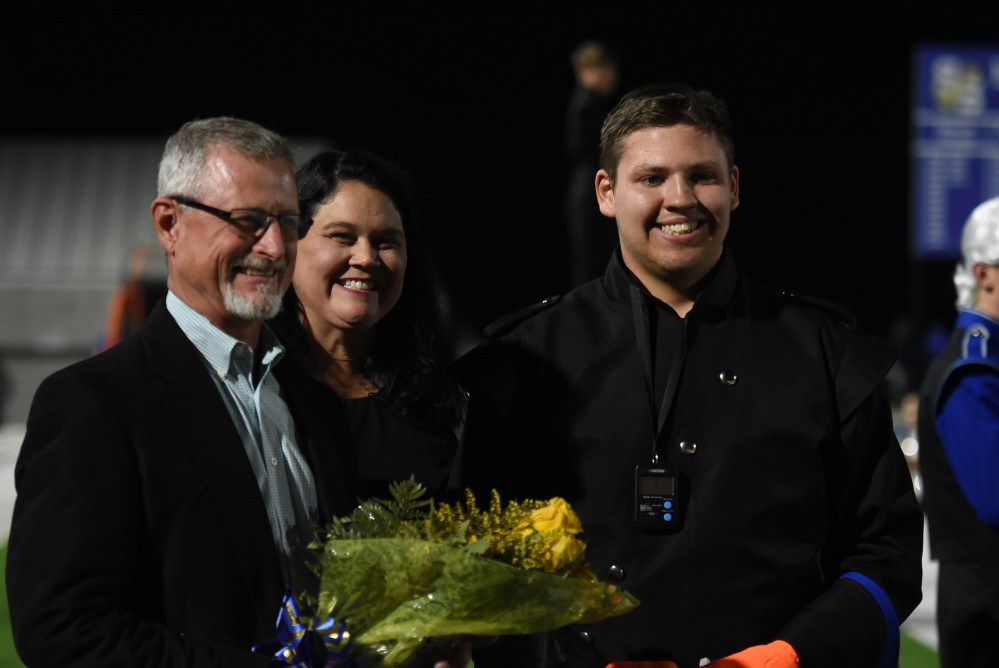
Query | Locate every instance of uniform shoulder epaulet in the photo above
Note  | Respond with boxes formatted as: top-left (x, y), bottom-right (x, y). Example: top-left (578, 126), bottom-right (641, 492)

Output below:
top-left (779, 290), bottom-right (857, 328)
top-left (960, 323), bottom-right (999, 364)
top-left (483, 295), bottom-right (562, 340)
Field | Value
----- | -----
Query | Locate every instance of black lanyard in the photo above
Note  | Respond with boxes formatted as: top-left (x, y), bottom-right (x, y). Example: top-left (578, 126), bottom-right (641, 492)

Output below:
top-left (629, 281), bottom-right (688, 465)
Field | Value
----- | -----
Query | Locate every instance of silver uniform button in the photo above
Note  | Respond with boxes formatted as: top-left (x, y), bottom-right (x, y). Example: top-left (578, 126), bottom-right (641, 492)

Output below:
top-left (680, 440), bottom-right (698, 455)
top-left (608, 564), bottom-right (625, 581)
top-left (719, 369), bottom-right (738, 385)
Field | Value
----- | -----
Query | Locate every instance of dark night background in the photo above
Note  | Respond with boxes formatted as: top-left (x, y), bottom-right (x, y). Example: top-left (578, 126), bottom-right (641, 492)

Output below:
top-left (5, 4), bottom-right (999, 376)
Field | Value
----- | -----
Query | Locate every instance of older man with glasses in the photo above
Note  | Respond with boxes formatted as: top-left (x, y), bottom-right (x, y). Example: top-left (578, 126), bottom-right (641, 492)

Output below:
top-left (5, 116), bottom-right (334, 667)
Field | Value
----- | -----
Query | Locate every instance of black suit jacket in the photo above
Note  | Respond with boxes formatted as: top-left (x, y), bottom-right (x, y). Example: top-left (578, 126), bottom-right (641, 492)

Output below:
top-left (6, 299), bottom-right (358, 667)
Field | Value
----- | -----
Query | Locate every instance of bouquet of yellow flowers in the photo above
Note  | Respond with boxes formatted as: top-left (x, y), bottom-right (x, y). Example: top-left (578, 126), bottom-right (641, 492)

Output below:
top-left (255, 478), bottom-right (639, 667)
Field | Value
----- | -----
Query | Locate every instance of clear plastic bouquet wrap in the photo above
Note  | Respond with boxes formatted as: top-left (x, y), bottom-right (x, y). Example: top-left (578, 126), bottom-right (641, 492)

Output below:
top-left (255, 477), bottom-right (639, 667)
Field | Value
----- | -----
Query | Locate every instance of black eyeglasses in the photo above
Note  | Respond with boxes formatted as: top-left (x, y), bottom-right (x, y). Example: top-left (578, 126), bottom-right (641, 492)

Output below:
top-left (172, 196), bottom-right (310, 241)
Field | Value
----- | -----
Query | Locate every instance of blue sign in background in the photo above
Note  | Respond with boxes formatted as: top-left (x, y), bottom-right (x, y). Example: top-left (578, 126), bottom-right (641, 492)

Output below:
top-left (912, 43), bottom-right (999, 259)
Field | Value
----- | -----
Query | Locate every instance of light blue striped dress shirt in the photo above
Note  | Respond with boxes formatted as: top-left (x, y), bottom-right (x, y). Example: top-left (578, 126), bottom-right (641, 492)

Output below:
top-left (166, 291), bottom-right (318, 588)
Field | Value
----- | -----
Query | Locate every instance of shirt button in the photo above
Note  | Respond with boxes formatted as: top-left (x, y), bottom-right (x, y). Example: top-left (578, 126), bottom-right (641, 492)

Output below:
top-left (270, 456), bottom-right (279, 467)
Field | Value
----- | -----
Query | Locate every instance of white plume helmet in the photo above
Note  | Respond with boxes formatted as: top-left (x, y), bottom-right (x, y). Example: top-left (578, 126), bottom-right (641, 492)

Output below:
top-left (955, 196), bottom-right (999, 309)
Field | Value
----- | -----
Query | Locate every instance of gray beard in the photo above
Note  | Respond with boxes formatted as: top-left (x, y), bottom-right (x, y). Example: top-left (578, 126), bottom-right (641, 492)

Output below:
top-left (223, 283), bottom-right (283, 320)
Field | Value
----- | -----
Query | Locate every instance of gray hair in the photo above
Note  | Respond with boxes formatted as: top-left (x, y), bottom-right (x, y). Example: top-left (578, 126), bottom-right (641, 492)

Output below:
top-left (157, 117), bottom-right (294, 198)
top-left (955, 195), bottom-right (999, 308)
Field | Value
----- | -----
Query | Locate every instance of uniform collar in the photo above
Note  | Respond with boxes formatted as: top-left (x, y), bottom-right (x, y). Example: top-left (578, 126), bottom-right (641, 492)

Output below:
top-left (604, 245), bottom-right (738, 322)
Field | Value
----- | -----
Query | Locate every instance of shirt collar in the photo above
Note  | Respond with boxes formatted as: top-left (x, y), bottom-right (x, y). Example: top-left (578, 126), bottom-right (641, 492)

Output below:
top-left (166, 291), bottom-right (285, 374)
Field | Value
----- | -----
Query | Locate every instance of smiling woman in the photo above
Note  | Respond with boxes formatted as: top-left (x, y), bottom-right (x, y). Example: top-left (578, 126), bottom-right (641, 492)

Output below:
top-left (268, 148), bottom-right (467, 502)
top-left (295, 178), bottom-right (409, 376)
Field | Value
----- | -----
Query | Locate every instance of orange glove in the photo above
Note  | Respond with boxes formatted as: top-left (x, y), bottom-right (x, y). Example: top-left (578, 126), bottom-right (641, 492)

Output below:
top-left (605, 663), bottom-right (679, 668)
top-left (702, 640), bottom-right (799, 667)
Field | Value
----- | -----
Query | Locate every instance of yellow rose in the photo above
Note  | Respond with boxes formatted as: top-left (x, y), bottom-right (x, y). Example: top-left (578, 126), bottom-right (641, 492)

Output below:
top-left (529, 498), bottom-right (583, 534)
top-left (540, 531), bottom-right (586, 571)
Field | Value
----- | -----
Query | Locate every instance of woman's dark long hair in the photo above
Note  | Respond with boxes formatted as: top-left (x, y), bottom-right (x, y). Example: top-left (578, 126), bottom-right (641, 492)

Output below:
top-left (270, 149), bottom-right (466, 431)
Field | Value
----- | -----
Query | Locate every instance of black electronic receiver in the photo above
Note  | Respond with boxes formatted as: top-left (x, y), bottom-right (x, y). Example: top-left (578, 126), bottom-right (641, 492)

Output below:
top-left (635, 464), bottom-right (678, 530)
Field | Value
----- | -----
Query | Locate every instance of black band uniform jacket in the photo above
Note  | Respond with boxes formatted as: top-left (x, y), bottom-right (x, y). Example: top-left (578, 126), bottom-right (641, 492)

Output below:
top-left (453, 247), bottom-right (923, 668)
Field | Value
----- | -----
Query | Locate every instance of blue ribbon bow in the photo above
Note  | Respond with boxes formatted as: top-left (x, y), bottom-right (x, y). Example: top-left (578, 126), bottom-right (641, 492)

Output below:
top-left (252, 589), bottom-right (354, 668)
